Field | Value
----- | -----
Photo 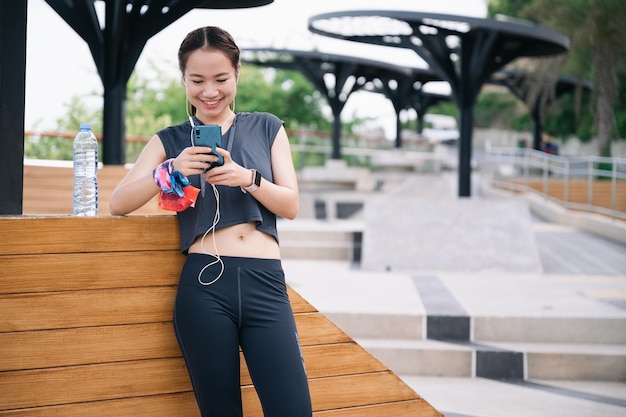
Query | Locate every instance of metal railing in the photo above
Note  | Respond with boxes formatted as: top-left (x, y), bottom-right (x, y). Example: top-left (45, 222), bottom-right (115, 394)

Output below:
top-left (484, 147), bottom-right (626, 221)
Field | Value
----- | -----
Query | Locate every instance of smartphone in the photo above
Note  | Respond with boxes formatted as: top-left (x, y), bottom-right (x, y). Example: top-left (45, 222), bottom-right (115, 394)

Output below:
top-left (193, 125), bottom-right (224, 170)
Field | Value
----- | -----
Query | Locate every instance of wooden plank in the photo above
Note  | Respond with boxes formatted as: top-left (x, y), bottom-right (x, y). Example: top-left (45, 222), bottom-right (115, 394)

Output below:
top-left (0, 216), bottom-right (181, 255)
top-left (0, 287), bottom-right (177, 332)
top-left (0, 323), bottom-right (181, 372)
top-left (0, 358), bottom-right (192, 410)
top-left (0, 392), bottom-right (200, 417)
top-left (0, 251), bottom-right (184, 294)
top-left (313, 400), bottom-right (442, 417)
top-left (307, 372), bottom-right (422, 412)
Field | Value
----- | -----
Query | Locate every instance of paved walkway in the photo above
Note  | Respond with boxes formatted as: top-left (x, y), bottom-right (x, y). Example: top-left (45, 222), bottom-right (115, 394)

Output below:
top-left (282, 174), bottom-right (626, 417)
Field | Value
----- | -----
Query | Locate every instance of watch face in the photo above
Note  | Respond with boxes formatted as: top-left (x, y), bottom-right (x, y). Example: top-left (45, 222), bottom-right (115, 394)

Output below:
top-left (254, 170), bottom-right (262, 186)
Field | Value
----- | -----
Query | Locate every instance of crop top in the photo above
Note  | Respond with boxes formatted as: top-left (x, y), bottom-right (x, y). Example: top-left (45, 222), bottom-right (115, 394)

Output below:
top-left (157, 112), bottom-right (282, 253)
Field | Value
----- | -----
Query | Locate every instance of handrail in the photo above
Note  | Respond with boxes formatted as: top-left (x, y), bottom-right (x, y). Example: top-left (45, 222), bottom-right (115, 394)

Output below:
top-left (484, 147), bottom-right (626, 221)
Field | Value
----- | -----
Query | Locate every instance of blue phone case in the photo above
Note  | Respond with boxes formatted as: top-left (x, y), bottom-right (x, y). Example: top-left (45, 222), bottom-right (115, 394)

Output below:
top-left (193, 125), bottom-right (224, 170)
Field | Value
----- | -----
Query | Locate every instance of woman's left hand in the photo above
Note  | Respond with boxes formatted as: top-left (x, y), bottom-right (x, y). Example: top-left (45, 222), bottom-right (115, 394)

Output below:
top-left (203, 147), bottom-right (251, 188)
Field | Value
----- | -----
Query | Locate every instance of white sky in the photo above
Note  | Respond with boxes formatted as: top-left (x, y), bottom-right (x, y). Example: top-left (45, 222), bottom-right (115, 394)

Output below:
top-left (25, 0), bottom-right (487, 138)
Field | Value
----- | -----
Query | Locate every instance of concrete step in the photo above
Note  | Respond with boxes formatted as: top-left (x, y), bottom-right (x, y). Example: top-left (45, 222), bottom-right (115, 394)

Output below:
top-left (322, 308), bottom-right (626, 347)
top-left (485, 341), bottom-right (626, 381)
top-left (278, 219), bottom-right (363, 261)
top-left (356, 337), bottom-right (626, 381)
top-left (474, 316), bottom-right (626, 345)
top-left (399, 375), bottom-right (626, 417)
top-left (326, 311), bottom-right (424, 340)
top-left (357, 338), bottom-right (472, 377)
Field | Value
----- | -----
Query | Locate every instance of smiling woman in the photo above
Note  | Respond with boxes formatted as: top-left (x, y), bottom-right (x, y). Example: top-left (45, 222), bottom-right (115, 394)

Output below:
top-left (108, 25), bottom-right (312, 416)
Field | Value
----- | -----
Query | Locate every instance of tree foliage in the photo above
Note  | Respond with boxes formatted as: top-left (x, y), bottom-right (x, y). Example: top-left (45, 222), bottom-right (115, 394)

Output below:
top-left (235, 66), bottom-right (330, 132)
top-left (488, 0), bottom-right (626, 155)
top-left (25, 62), bottom-right (332, 161)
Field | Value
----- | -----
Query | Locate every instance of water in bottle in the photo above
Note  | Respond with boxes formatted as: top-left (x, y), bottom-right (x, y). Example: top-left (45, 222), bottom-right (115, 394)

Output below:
top-left (73, 123), bottom-right (99, 216)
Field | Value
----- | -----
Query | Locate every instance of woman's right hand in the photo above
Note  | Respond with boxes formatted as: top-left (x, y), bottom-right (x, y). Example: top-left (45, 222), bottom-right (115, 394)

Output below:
top-left (173, 146), bottom-right (218, 177)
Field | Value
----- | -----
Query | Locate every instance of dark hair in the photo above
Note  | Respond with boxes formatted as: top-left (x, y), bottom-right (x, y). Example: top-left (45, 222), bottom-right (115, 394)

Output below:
top-left (178, 26), bottom-right (240, 75)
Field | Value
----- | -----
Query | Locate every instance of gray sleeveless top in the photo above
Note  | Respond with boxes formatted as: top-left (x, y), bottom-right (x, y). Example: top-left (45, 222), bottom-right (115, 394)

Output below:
top-left (157, 112), bottom-right (282, 253)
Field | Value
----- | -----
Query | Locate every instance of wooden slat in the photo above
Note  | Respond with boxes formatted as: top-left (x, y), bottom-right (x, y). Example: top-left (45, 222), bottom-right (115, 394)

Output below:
top-left (0, 323), bottom-right (181, 372)
top-left (0, 287), bottom-right (177, 332)
top-left (0, 216), bottom-right (181, 255)
top-left (308, 372), bottom-right (422, 412)
top-left (0, 358), bottom-right (192, 410)
top-left (312, 400), bottom-right (442, 417)
top-left (1, 251), bottom-right (184, 294)
top-left (0, 392), bottom-right (200, 417)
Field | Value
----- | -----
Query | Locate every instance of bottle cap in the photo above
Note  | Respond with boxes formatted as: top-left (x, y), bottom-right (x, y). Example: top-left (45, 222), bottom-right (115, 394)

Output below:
top-left (80, 123), bottom-right (91, 131)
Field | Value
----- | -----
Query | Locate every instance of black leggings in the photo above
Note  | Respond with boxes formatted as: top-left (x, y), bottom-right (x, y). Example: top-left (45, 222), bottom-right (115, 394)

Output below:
top-left (173, 254), bottom-right (312, 417)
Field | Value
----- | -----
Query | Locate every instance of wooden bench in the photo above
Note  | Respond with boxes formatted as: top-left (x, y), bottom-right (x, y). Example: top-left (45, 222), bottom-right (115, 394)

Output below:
top-left (0, 216), bottom-right (441, 417)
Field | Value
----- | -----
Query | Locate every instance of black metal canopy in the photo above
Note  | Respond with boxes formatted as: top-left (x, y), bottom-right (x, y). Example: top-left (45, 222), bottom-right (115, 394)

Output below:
top-left (0, 0), bottom-right (271, 215)
top-left (490, 69), bottom-right (592, 150)
top-left (242, 48), bottom-right (442, 157)
top-left (45, 0), bottom-right (272, 166)
top-left (308, 10), bottom-right (570, 196)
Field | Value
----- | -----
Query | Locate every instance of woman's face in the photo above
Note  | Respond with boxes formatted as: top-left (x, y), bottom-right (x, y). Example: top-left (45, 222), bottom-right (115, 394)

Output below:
top-left (183, 48), bottom-right (238, 124)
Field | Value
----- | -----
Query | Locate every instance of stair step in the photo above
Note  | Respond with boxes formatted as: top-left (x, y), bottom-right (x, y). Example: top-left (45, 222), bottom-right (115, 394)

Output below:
top-left (357, 338), bottom-right (472, 377)
top-left (327, 312), bottom-right (424, 340)
top-left (474, 316), bottom-right (626, 345)
top-left (484, 341), bottom-right (626, 381)
top-left (356, 338), bottom-right (626, 381)
top-left (278, 219), bottom-right (363, 261)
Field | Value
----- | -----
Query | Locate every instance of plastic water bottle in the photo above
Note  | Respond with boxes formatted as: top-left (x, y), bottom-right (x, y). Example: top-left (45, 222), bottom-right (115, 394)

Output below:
top-left (73, 123), bottom-right (99, 216)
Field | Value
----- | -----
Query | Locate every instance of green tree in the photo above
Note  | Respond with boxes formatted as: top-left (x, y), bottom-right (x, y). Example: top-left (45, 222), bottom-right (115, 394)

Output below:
top-left (25, 94), bottom-right (102, 161)
top-left (527, 0), bottom-right (626, 156)
top-left (487, 0), bottom-right (532, 17)
top-left (236, 66), bottom-right (331, 132)
top-left (473, 91), bottom-right (518, 128)
top-left (489, 0), bottom-right (626, 155)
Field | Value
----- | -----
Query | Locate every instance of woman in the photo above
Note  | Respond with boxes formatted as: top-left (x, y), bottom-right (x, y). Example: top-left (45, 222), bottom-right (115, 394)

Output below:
top-left (110, 26), bottom-right (312, 417)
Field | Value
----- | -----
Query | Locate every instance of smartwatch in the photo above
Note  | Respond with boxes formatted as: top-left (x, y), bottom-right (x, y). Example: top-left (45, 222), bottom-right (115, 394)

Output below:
top-left (242, 169), bottom-right (261, 193)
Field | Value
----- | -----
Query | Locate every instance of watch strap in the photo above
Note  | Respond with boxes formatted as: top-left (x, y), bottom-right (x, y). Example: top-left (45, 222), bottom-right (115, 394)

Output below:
top-left (241, 169), bottom-right (261, 193)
